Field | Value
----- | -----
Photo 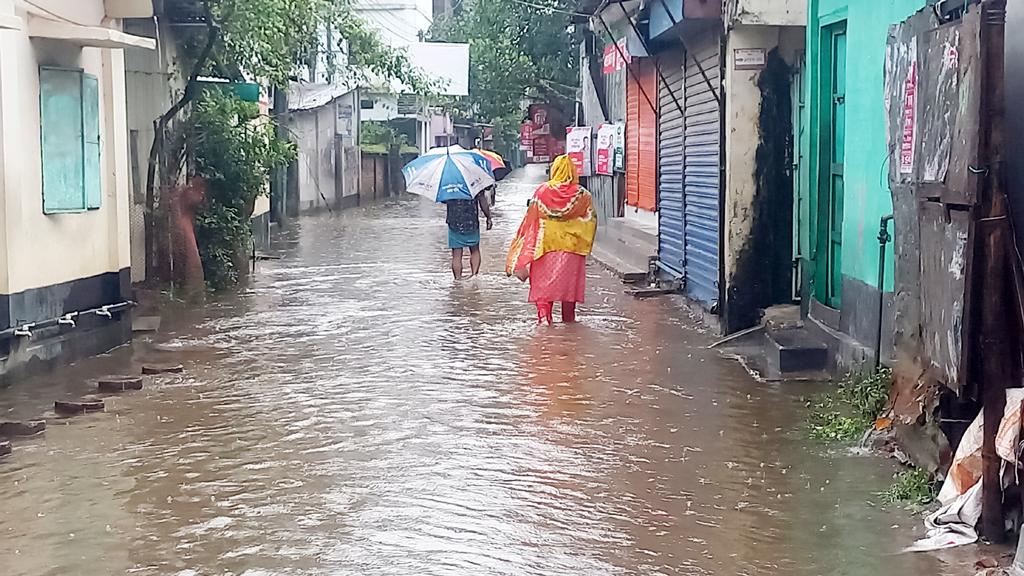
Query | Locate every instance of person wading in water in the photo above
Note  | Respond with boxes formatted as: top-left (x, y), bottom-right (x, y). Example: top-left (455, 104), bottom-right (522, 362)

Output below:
top-left (446, 189), bottom-right (493, 279)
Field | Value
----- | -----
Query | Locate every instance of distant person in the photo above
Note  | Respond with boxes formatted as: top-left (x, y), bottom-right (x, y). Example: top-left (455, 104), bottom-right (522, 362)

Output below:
top-left (506, 155), bottom-right (597, 324)
top-left (446, 190), bottom-right (493, 279)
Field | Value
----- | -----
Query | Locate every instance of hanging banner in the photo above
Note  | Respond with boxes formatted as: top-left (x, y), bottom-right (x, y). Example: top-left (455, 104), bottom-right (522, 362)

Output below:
top-left (520, 122), bottom-right (534, 151)
top-left (612, 123), bottom-right (625, 172)
top-left (566, 126), bottom-right (592, 176)
top-left (595, 123), bottom-right (615, 175)
top-left (602, 39), bottom-right (629, 74)
top-left (899, 52), bottom-right (919, 175)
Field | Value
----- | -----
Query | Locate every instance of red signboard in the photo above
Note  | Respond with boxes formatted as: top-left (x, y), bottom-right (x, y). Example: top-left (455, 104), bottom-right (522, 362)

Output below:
top-left (531, 107), bottom-right (548, 128)
top-left (899, 60), bottom-right (918, 175)
top-left (532, 136), bottom-right (550, 163)
top-left (520, 122), bottom-right (534, 151)
top-left (602, 39), bottom-right (629, 74)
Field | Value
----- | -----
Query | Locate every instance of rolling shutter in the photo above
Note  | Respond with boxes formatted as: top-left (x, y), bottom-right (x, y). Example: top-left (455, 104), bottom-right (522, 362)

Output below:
top-left (626, 58), bottom-right (657, 211)
top-left (657, 51), bottom-right (686, 275)
top-left (683, 33), bottom-right (722, 308)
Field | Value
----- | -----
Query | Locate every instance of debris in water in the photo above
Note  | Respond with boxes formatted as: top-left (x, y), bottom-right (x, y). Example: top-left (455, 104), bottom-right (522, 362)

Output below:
top-left (0, 420), bottom-right (46, 436)
top-left (54, 398), bottom-right (105, 415)
top-left (97, 375), bottom-right (145, 392)
top-left (142, 363), bottom-right (184, 375)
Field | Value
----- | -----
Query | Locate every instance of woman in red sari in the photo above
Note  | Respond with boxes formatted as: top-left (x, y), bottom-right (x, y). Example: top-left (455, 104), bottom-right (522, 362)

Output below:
top-left (506, 156), bottom-right (598, 324)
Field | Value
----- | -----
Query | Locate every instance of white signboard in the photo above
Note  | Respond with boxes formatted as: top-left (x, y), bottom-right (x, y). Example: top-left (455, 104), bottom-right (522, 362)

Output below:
top-left (734, 48), bottom-right (766, 70)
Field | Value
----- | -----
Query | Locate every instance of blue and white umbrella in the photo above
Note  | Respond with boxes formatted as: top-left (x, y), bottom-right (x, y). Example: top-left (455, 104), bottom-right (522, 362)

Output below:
top-left (402, 145), bottom-right (495, 202)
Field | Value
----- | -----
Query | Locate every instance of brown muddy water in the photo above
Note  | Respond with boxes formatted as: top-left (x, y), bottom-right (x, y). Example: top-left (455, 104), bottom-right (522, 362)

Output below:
top-left (0, 167), bottom-right (979, 575)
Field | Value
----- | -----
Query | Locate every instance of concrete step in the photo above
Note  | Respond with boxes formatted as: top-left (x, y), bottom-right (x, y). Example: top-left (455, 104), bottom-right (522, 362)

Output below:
top-left (765, 327), bottom-right (829, 377)
top-left (593, 217), bottom-right (658, 277)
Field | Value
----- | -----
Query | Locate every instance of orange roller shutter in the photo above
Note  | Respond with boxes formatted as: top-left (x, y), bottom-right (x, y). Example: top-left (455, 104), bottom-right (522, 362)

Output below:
top-left (626, 59), bottom-right (658, 211)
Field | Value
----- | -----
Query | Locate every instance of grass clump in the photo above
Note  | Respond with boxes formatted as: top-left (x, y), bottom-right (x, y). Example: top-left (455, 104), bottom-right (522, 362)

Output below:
top-left (881, 467), bottom-right (936, 506)
top-left (807, 368), bottom-right (892, 441)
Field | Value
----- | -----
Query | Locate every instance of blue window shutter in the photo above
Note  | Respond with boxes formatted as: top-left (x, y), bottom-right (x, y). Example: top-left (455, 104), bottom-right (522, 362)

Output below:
top-left (39, 67), bottom-right (86, 213)
top-left (82, 73), bottom-right (101, 209)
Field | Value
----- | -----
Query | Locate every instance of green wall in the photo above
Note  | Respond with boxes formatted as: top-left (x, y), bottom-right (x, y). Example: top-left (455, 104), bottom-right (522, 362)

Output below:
top-left (804, 0), bottom-right (926, 293)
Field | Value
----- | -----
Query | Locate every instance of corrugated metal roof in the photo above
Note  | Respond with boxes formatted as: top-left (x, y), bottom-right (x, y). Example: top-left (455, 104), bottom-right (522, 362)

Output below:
top-left (288, 82), bottom-right (356, 111)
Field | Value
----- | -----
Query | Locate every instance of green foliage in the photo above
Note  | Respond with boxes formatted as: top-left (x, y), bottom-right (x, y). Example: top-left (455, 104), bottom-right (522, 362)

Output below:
top-left (189, 91), bottom-right (294, 290)
top-left (428, 0), bottom-right (580, 142)
top-left (807, 368), bottom-right (892, 441)
top-left (178, 0), bottom-right (427, 90)
top-left (881, 467), bottom-right (936, 506)
top-left (360, 121), bottom-right (409, 148)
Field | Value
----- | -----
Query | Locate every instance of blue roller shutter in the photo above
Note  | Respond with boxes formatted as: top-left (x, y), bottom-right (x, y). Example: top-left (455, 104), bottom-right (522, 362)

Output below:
top-left (683, 33), bottom-right (721, 308)
top-left (658, 50), bottom-right (686, 276)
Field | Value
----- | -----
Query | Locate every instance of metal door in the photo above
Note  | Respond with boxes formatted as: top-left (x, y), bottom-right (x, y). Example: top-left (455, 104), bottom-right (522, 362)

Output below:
top-left (791, 51), bottom-right (807, 301)
top-left (683, 33), bottom-right (722, 308)
top-left (658, 51), bottom-right (686, 276)
top-left (817, 22), bottom-right (847, 307)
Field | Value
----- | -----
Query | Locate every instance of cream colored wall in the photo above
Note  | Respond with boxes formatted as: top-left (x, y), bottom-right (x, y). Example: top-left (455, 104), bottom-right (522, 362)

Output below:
top-left (722, 25), bottom-right (804, 281)
top-left (23, 0), bottom-right (104, 26)
top-left (0, 1), bottom-right (133, 295)
top-left (726, 0), bottom-right (806, 27)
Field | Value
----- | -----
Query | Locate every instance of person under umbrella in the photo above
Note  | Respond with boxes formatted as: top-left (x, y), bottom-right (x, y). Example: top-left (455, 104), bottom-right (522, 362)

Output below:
top-left (506, 155), bottom-right (597, 324)
top-left (473, 149), bottom-right (510, 206)
top-left (402, 145), bottom-right (495, 279)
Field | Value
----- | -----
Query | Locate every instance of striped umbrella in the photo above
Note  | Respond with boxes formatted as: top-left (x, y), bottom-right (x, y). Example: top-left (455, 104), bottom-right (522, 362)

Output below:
top-left (401, 145), bottom-right (495, 202)
top-left (474, 148), bottom-right (511, 181)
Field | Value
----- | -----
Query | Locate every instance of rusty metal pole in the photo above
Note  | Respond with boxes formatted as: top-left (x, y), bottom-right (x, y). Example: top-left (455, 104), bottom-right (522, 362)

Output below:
top-left (978, 0), bottom-right (1008, 543)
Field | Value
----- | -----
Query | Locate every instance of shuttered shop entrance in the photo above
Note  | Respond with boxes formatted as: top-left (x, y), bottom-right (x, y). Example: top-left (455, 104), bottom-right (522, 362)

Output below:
top-left (657, 51), bottom-right (686, 275)
top-left (683, 34), bottom-right (722, 308)
top-left (626, 58), bottom-right (657, 211)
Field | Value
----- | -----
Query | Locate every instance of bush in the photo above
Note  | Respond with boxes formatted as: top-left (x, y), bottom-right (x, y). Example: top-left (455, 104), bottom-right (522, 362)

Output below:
top-left (881, 467), bottom-right (936, 506)
top-left (189, 91), bottom-right (294, 290)
top-left (807, 368), bottom-right (892, 441)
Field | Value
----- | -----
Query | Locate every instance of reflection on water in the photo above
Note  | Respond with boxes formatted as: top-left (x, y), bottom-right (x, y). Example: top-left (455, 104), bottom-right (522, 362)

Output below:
top-left (0, 167), bottom-right (967, 575)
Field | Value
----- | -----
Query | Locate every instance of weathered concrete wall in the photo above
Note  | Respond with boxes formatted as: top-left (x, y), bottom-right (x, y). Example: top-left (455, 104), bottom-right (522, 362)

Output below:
top-left (0, 0), bottom-right (139, 381)
top-left (726, 0), bottom-right (806, 28)
top-left (0, 4), bottom-right (134, 297)
top-left (124, 18), bottom-right (184, 283)
top-left (1005, 0), bottom-right (1024, 254)
top-left (291, 105), bottom-right (338, 212)
top-left (722, 25), bottom-right (804, 331)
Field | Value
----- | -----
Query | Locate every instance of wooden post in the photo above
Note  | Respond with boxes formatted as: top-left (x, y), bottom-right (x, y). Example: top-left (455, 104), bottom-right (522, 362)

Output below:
top-left (978, 0), bottom-right (1008, 543)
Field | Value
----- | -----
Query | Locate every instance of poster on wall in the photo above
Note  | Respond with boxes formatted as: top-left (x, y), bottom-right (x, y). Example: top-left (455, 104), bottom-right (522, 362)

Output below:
top-left (566, 126), bottom-right (592, 176)
top-left (612, 123), bottom-right (625, 172)
top-left (520, 122), bottom-right (534, 151)
top-left (595, 123), bottom-right (616, 175)
top-left (336, 102), bottom-right (354, 140)
top-left (602, 39), bottom-right (630, 74)
top-left (532, 136), bottom-right (550, 163)
top-left (899, 50), bottom-right (919, 175)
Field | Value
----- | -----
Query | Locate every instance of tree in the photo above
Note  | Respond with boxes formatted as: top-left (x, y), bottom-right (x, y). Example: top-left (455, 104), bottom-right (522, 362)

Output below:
top-left (428, 0), bottom-right (580, 146)
top-left (146, 0), bottom-right (425, 286)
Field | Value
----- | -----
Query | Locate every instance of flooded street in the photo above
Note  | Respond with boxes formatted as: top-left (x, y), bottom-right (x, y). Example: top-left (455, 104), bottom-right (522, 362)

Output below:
top-left (0, 167), bottom-right (971, 575)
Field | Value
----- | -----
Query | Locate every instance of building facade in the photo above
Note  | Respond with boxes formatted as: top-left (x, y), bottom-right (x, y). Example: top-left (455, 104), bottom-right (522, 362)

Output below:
top-left (581, 0), bottom-right (805, 332)
top-left (803, 0), bottom-right (927, 368)
top-left (0, 0), bottom-right (154, 384)
top-left (287, 83), bottom-right (362, 213)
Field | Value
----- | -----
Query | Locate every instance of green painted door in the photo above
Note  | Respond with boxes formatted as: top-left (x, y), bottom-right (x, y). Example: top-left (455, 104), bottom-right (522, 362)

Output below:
top-left (792, 52), bottom-right (806, 302)
top-left (817, 23), bottom-right (847, 308)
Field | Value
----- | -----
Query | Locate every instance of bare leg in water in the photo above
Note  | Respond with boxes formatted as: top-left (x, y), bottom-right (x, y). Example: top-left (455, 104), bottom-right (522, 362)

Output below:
top-left (469, 245), bottom-right (481, 277)
top-left (536, 302), bottom-right (554, 325)
top-left (451, 248), bottom-right (464, 279)
top-left (562, 302), bottom-right (577, 323)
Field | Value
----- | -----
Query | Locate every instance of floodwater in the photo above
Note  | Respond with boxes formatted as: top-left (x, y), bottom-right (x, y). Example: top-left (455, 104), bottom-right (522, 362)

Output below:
top-left (0, 166), bottom-right (976, 575)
